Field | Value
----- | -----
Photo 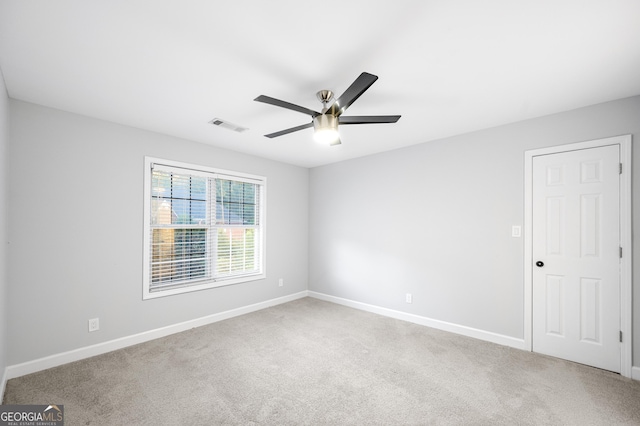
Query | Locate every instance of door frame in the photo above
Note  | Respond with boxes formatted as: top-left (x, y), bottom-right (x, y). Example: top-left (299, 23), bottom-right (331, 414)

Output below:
top-left (524, 135), bottom-right (632, 378)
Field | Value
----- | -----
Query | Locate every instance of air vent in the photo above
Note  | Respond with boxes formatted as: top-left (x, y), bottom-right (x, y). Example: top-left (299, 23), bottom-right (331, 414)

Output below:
top-left (209, 118), bottom-right (249, 133)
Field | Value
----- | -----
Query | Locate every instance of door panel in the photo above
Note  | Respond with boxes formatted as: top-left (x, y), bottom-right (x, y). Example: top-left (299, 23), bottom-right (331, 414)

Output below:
top-left (545, 275), bottom-right (564, 336)
top-left (532, 145), bottom-right (620, 372)
top-left (579, 277), bottom-right (600, 343)
top-left (546, 196), bottom-right (565, 255)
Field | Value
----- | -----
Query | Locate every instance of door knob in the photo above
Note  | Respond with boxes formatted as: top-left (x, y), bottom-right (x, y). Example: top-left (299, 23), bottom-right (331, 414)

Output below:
top-left (536, 261), bottom-right (544, 267)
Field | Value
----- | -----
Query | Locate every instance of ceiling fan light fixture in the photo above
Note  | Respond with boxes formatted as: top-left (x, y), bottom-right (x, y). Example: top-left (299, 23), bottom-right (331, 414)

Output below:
top-left (255, 72), bottom-right (399, 144)
top-left (313, 114), bottom-right (339, 145)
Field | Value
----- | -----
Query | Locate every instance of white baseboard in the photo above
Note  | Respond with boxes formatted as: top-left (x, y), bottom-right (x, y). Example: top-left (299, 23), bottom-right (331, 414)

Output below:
top-left (1, 366), bottom-right (7, 402)
top-left (4, 290), bottom-right (636, 394)
top-left (308, 291), bottom-right (526, 350)
top-left (5, 291), bottom-right (308, 381)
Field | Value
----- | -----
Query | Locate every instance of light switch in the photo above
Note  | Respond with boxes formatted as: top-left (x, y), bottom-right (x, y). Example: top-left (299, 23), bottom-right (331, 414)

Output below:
top-left (512, 225), bottom-right (522, 238)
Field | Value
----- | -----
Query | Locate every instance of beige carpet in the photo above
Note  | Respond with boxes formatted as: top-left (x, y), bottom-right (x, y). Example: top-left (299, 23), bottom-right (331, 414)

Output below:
top-left (3, 297), bottom-right (640, 425)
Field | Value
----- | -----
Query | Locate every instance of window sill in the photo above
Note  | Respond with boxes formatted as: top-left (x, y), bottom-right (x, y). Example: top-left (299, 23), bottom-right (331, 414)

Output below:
top-left (143, 273), bottom-right (266, 300)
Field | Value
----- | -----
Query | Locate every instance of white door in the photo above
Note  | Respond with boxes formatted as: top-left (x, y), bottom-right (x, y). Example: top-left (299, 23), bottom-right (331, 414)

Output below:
top-left (532, 145), bottom-right (620, 372)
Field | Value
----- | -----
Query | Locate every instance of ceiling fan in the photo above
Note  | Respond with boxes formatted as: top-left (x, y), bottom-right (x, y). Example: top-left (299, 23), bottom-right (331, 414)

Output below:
top-left (254, 72), bottom-right (401, 146)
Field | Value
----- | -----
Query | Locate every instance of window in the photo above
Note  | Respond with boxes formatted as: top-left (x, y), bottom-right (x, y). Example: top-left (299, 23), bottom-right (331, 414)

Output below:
top-left (143, 157), bottom-right (265, 299)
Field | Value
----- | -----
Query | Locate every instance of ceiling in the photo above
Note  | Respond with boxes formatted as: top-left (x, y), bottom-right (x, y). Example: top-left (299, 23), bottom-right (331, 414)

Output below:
top-left (1, 1), bottom-right (640, 168)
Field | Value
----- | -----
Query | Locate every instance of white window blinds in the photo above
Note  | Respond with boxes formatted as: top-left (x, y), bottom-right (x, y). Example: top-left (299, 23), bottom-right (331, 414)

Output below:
top-left (143, 159), bottom-right (265, 298)
top-left (214, 178), bottom-right (261, 278)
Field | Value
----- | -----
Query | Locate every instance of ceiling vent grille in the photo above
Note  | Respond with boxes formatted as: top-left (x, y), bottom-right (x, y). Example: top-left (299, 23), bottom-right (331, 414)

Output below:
top-left (209, 118), bottom-right (249, 133)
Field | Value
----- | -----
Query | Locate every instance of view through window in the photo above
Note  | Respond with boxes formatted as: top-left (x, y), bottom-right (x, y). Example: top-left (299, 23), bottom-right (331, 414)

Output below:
top-left (143, 158), bottom-right (265, 298)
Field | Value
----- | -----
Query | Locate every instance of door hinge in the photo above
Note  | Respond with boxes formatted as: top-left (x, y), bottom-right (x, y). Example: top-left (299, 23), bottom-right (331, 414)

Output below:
top-left (620, 330), bottom-right (623, 343)
top-left (620, 163), bottom-right (623, 174)
top-left (620, 247), bottom-right (623, 258)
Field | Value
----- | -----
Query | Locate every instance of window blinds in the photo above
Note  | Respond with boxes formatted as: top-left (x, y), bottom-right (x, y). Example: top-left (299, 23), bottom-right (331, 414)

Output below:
top-left (148, 164), bottom-right (263, 293)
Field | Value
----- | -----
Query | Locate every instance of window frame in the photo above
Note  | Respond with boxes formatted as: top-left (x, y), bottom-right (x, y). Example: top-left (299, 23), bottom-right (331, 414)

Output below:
top-left (142, 156), bottom-right (266, 299)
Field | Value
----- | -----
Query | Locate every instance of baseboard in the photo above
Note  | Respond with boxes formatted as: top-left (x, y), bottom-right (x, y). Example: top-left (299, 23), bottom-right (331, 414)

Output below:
top-left (5, 290), bottom-right (634, 388)
top-left (5, 291), bottom-right (309, 381)
top-left (308, 291), bottom-right (526, 350)
top-left (1, 366), bottom-right (7, 403)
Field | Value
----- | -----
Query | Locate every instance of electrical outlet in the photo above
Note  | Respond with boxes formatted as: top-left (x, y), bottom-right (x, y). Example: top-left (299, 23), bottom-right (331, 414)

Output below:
top-left (88, 318), bottom-right (100, 332)
top-left (405, 293), bottom-right (412, 304)
top-left (278, 278), bottom-right (284, 287)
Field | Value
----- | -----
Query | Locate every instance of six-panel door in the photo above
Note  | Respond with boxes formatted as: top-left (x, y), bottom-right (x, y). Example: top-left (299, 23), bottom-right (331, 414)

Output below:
top-left (532, 145), bottom-right (620, 372)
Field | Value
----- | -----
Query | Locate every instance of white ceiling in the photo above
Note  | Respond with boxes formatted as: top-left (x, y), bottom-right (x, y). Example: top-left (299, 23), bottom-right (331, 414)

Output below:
top-left (1, 1), bottom-right (640, 168)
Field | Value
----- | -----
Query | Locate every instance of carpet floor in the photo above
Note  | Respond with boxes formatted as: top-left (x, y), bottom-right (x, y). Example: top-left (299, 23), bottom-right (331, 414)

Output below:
top-left (3, 297), bottom-right (640, 425)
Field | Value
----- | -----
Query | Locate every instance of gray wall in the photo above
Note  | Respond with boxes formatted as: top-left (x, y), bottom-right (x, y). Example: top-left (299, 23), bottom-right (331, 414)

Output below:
top-left (5, 95), bottom-right (640, 369)
top-left (0, 67), bottom-right (8, 380)
top-left (309, 96), bottom-right (640, 366)
top-left (7, 100), bottom-right (308, 365)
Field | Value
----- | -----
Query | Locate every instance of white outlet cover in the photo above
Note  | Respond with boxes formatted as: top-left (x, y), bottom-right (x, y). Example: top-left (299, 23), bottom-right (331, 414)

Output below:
top-left (88, 318), bottom-right (100, 332)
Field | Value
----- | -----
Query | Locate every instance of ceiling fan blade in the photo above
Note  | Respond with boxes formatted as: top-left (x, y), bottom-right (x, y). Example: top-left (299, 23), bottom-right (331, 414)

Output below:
top-left (339, 115), bottom-right (401, 125)
top-left (254, 95), bottom-right (320, 117)
top-left (328, 72), bottom-right (379, 117)
top-left (264, 122), bottom-right (314, 138)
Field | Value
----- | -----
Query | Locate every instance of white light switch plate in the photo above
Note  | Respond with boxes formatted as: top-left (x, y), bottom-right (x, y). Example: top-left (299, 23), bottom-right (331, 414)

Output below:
top-left (512, 225), bottom-right (522, 238)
